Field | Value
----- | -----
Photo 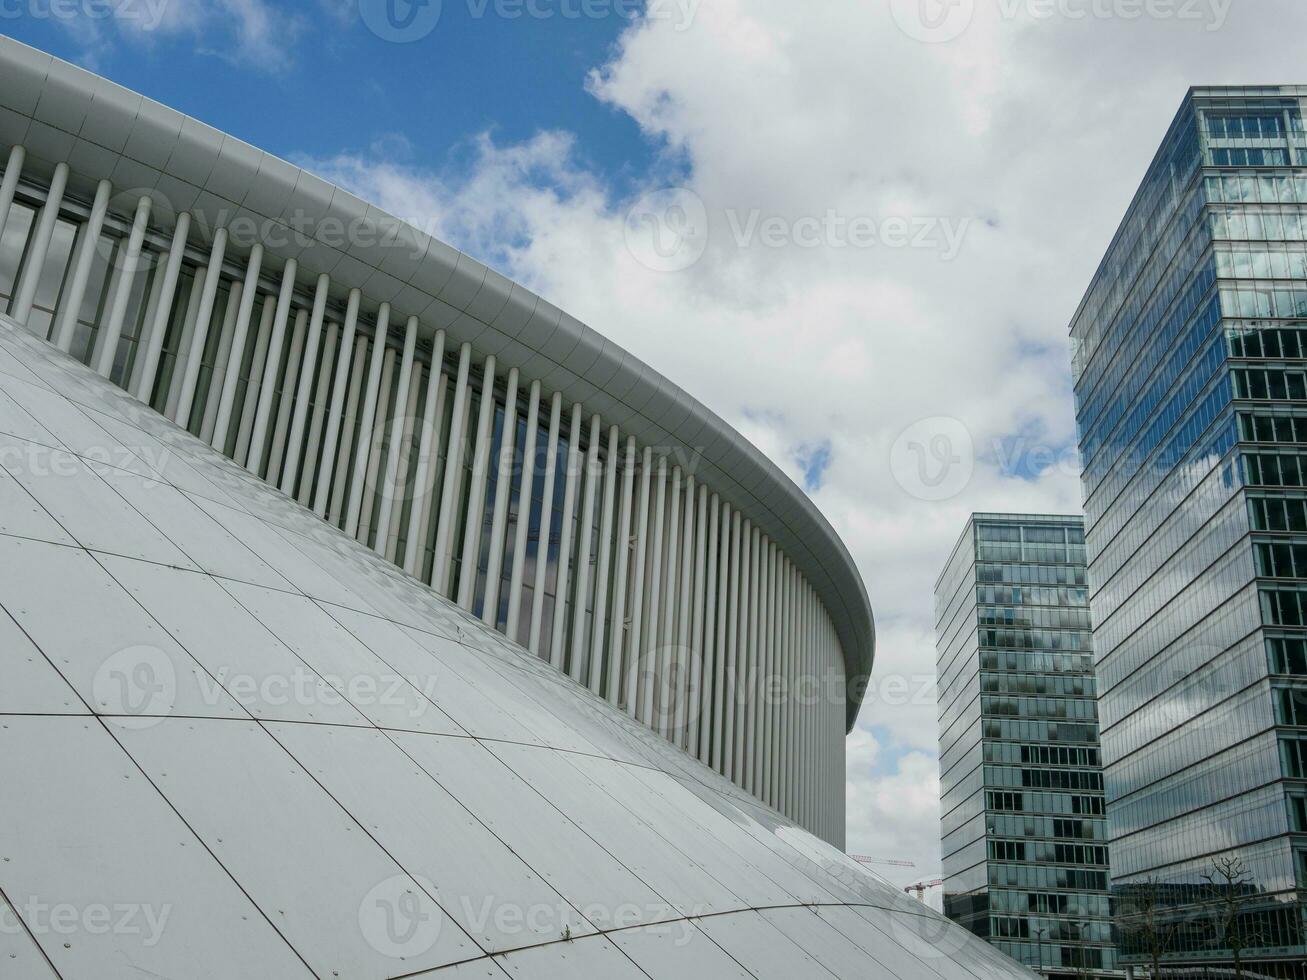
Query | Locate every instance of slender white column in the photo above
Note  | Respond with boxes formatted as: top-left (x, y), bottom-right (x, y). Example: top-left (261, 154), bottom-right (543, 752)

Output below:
top-left (675, 478), bottom-right (699, 749)
top-left (431, 342), bottom-right (473, 593)
top-left (788, 562), bottom-right (800, 821)
top-left (711, 498), bottom-right (731, 771)
top-left (245, 259), bottom-right (298, 473)
top-left (747, 532), bottom-right (765, 794)
top-left (568, 413), bottom-right (602, 683)
top-left (199, 280), bottom-right (241, 443)
top-left (481, 368), bottom-right (520, 627)
top-left (764, 542), bottom-right (779, 807)
top-left (624, 448), bottom-right (653, 717)
top-left (588, 424), bottom-right (620, 695)
top-left (684, 483), bottom-right (705, 752)
top-left (266, 307), bottom-right (308, 482)
top-left (656, 466), bottom-right (682, 738)
top-left (52, 178), bottom-right (111, 351)
top-left (372, 314), bottom-right (419, 546)
top-left (235, 297), bottom-right (275, 466)
top-left (638, 456), bottom-right (668, 725)
top-left (722, 508), bottom-right (741, 780)
top-left (505, 380), bottom-right (542, 642)
top-left (345, 302), bottom-right (392, 536)
top-left (128, 259), bottom-right (166, 396)
top-left (605, 436), bottom-right (636, 704)
top-left (385, 365), bottom-right (423, 560)
top-left (547, 403), bottom-right (583, 668)
top-left (300, 322), bottom-right (340, 507)
top-left (757, 538), bottom-right (773, 798)
top-left (737, 521), bottom-right (755, 789)
top-left (0, 145), bottom-right (26, 247)
top-left (164, 268), bottom-right (204, 421)
top-left (329, 334), bottom-right (369, 526)
top-left (405, 331), bottom-right (448, 576)
top-left (211, 243), bottom-right (264, 451)
top-left (527, 392), bottom-right (563, 653)
top-left (313, 288), bottom-right (361, 516)
top-left (10, 161), bottom-right (68, 326)
top-left (359, 347), bottom-right (396, 544)
top-left (93, 195), bottom-right (154, 378)
top-left (132, 212), bottom-right (191, 403)
top-left (697, 493), bottom-right (720, 763)
top-left (279, 274), bottom-right (330, 494)
top-left (169, 226), bottom-right (227, 425)
top-left (456, 355), bottom-right (498, 610)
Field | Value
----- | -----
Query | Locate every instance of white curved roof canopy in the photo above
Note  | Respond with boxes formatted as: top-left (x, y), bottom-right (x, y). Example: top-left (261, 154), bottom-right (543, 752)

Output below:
top-left (0, 36), bottom-right (874, 729)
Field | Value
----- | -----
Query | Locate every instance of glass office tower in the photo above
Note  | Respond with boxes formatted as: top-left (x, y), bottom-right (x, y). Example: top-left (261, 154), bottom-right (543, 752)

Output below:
top-left (1070, 87), bottom-right (1307, 977)
top-left (936, 513), bottom-right (1116, 977)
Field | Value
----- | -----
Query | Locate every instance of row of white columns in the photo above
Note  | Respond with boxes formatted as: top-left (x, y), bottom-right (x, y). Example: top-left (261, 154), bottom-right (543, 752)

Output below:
top-left (0, 145), bottom-right (849, 843)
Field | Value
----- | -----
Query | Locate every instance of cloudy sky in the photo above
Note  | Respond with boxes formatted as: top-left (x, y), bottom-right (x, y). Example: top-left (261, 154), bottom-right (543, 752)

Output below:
top-left (11, 0), bottom-right (1307, 894)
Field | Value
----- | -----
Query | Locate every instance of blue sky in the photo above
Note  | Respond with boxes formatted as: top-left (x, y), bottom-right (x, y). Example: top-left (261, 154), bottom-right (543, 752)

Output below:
top-left (3, 0), bottom-right (661, 195)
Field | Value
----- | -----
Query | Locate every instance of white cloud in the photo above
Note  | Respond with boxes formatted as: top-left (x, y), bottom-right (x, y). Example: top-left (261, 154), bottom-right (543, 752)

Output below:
top-left (298, 0), bottom-right (1307, 878)
top-left (46, 0), bottom-right (302, 70)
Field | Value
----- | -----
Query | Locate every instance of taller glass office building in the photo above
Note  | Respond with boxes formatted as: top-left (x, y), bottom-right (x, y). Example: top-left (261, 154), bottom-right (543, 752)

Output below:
top-left (1071, 87), bottom-right (1307, 976)
top-left (936, 513), bottom-right (1116, 977)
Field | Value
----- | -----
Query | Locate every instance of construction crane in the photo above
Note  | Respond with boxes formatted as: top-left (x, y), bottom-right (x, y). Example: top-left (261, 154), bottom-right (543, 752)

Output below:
top-left (904, 879), bottom-right (945, 903)
top-left (848, 855), bottom-right (916, 869)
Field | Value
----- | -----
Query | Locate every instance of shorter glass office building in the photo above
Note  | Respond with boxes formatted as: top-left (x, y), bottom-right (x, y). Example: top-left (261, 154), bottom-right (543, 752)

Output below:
top-left (936, 514), bottom-right (1116, 977)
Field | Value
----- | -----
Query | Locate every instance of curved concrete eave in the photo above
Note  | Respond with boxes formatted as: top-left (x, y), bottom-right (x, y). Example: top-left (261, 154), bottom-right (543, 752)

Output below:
top-left (0, 35), bottom-right (875, 729)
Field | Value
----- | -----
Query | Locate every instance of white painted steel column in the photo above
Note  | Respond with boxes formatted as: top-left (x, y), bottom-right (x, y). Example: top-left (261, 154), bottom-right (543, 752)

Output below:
top-left (639, 456), bottom-right (667, 726)
top-left (164, 268), bottom-right (203, 421)
top-left (405, 330), bottom-right (448, 576)
top-left (711, 498), bottom-right (730, 772)
top-left (751, 534), bottom-right (769, 794)
top-left (588, 424), bottom-right (619, 695)
top-left (761, 540), bottom-right (776, 803)
top-left (345, 302), bottom-right (391, 537)
top-left (738, 521), bottom-right (756, 791)
top-left (371, 314), bottom-right (419, 547)
top-left (10, 161), bottom-right (68, 326)
top-left (722, 507), bottom-right (741, 780)
top-left (199, 280), bottom-right (241, 443)
top-left (605, 436), bottom-right (636, 704)
top-left (235, 297), bottom-right (275, 465)
top-left (624, 447), bottom-right (653, 717)
top-left (548, 403), bottom-right (583, 668)
top-left (767, 543), bottom-right (782, 807)
top-left (481, 368), bottom-right (520, 627)
top-left (128, 263), bottom-right (166, 396)
top-left (358, 347), bottom-right (396, 545)
top-left (267, 307), bottom-right (308, 482)
top-left (456, 354), bottom-right (498, 610)
top-left (170, 226), bottom-right (227, 424)
top-left (52, 178), bottom-right (111, 351)
top-left (132, 212), bottom-right (190, 403)
top-left (0, 145), bottom-right (25, 247)
top-left (210, 243), bottom-right (263, 451)
top-left (329, 334), bottom-right (369, 526)
top-left (568, 413), bottom-right (602, 684)
top-left (674, 476), bottom-right (697, 748)
top-left (697, 492), bottom-right (719, 763)
top-left (385, 366), bottom-right (423, 561)
top-left (300, 323), bottom-right (339, 507)
top-left (245, 258), bottom-right (297, 473)
top-left (527, 392), bottom-right (563, 653)
top-left (313, 288), bottom-right (361, 516)
top-left (505, 379), bottom-right (541, 642)
top-left (431, 342), bottom-right (473, 595)
top-left (280, 274), bottom-right (330, 494)
top-left (94, 194), bottom-right (153, 376)
top-left (657, 466), bottom-right (682, 739)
